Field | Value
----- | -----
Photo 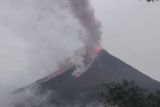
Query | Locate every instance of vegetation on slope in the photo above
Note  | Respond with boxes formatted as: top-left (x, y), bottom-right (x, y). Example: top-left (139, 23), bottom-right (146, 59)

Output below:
top-left (102, 80), bottom-right (160, 107)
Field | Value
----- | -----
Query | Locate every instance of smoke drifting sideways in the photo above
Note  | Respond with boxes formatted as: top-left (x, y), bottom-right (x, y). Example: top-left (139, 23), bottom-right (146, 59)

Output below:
top-left (0, 0), bottom-right (102, 106)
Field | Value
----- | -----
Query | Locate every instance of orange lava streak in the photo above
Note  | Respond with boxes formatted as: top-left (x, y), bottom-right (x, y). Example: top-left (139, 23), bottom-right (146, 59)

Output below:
top-left (95, 47), bottom-right (102, 54)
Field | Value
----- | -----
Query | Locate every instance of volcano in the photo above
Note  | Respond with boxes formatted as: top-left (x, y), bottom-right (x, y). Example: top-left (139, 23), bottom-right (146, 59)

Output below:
top-left (15, 49), bottom-right (160, 106)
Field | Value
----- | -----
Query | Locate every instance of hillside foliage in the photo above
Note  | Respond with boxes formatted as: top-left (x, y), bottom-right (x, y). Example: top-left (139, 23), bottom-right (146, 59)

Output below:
top-left (102, 80), bottom-right (160, 107)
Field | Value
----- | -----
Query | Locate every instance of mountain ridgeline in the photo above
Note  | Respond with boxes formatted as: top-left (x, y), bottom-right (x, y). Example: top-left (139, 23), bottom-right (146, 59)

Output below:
top-left (15, 49), bottom-right (160, 106)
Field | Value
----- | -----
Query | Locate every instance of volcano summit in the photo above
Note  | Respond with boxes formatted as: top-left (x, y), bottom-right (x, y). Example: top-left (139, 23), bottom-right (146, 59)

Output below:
top-left (15, 49), bottom-right (160, 106)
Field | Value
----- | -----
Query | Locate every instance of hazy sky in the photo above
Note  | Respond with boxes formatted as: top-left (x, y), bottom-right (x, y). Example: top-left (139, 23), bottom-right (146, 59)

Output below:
top-left (0, 0), bottom-right (84, 88)
top-left (91, 0), bottom-right (160, 81)
top-left (0, 0), bottom-right (160, 89)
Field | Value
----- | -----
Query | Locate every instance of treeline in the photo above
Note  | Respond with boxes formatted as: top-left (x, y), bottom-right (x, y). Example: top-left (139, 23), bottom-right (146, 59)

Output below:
top-left (145, 0), bottom-right (159, 2)
top-left (101, 80), bottom-right (160, 107)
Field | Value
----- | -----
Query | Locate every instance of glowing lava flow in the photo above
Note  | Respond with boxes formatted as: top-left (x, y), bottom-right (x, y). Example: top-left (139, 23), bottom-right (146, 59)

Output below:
top-left (43, 47), bottom-right (103, 79)
top-left (72, 47), bottom-right (102, 77)
top-left (89, 47), bottom-right (102, 60)
top-left (95, 47), bottom-right (102, 54)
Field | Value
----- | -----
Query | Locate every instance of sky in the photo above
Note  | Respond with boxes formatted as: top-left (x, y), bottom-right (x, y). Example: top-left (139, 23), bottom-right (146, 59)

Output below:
top-left (0, 0), bottom-right (160, 90)
top-left (91, 0), bottom-right (160, 81)
top-left (0, 0), bottom-right (84, 89)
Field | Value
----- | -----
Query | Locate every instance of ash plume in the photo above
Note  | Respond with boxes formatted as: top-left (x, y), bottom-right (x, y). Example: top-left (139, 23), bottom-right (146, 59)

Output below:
top-left (0, 0), bottom-right (103, 106)
top-left (70, 0), bottom-right (102, 52)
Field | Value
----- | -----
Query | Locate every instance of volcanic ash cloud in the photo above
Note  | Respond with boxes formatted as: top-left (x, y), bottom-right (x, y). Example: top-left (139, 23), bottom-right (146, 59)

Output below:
top-left (70, 0), bottom-right (102, 52)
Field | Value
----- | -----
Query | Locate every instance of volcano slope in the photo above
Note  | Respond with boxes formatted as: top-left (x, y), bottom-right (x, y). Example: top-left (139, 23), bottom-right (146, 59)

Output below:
top-left (15, 49), bottom-right (160, 106)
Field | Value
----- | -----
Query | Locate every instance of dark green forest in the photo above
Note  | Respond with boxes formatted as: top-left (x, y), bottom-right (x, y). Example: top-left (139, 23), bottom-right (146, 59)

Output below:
top-left (102, 80), bottom-right (160, 107)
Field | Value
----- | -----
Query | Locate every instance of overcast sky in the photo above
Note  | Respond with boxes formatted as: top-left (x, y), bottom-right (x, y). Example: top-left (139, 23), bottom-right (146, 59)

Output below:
top-left (91, 0), bottom-right (160, 81)
top-left (0, 0), bottom-right (160, 89)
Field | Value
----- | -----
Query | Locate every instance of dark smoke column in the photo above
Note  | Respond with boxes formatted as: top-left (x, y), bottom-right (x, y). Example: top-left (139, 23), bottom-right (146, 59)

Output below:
top-left (70, 0), bottom-right (102, 54)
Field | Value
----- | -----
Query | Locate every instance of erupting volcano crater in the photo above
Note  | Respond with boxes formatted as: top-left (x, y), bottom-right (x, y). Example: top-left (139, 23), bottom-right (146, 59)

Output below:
top-left (15, 49), bottom-right (160, 106)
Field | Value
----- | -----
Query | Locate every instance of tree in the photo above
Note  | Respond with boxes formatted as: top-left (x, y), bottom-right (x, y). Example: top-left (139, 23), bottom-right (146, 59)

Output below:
top-left (102, 80), bottom-right (146, 107)
top-left (146, 91), bottom-right (160, 107)
top-left (102, 80), bottom-right (160, 107)
top-left (145, 0), bottom-right (159, 2)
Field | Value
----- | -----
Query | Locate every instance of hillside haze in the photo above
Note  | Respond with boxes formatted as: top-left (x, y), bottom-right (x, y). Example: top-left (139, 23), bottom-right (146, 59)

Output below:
top-left (15, 49), bottom-right (160, 106)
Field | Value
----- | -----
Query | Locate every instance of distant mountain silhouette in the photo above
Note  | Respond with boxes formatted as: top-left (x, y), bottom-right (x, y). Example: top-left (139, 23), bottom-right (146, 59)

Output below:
top-left (15, 49), bottom-right (160, 106)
